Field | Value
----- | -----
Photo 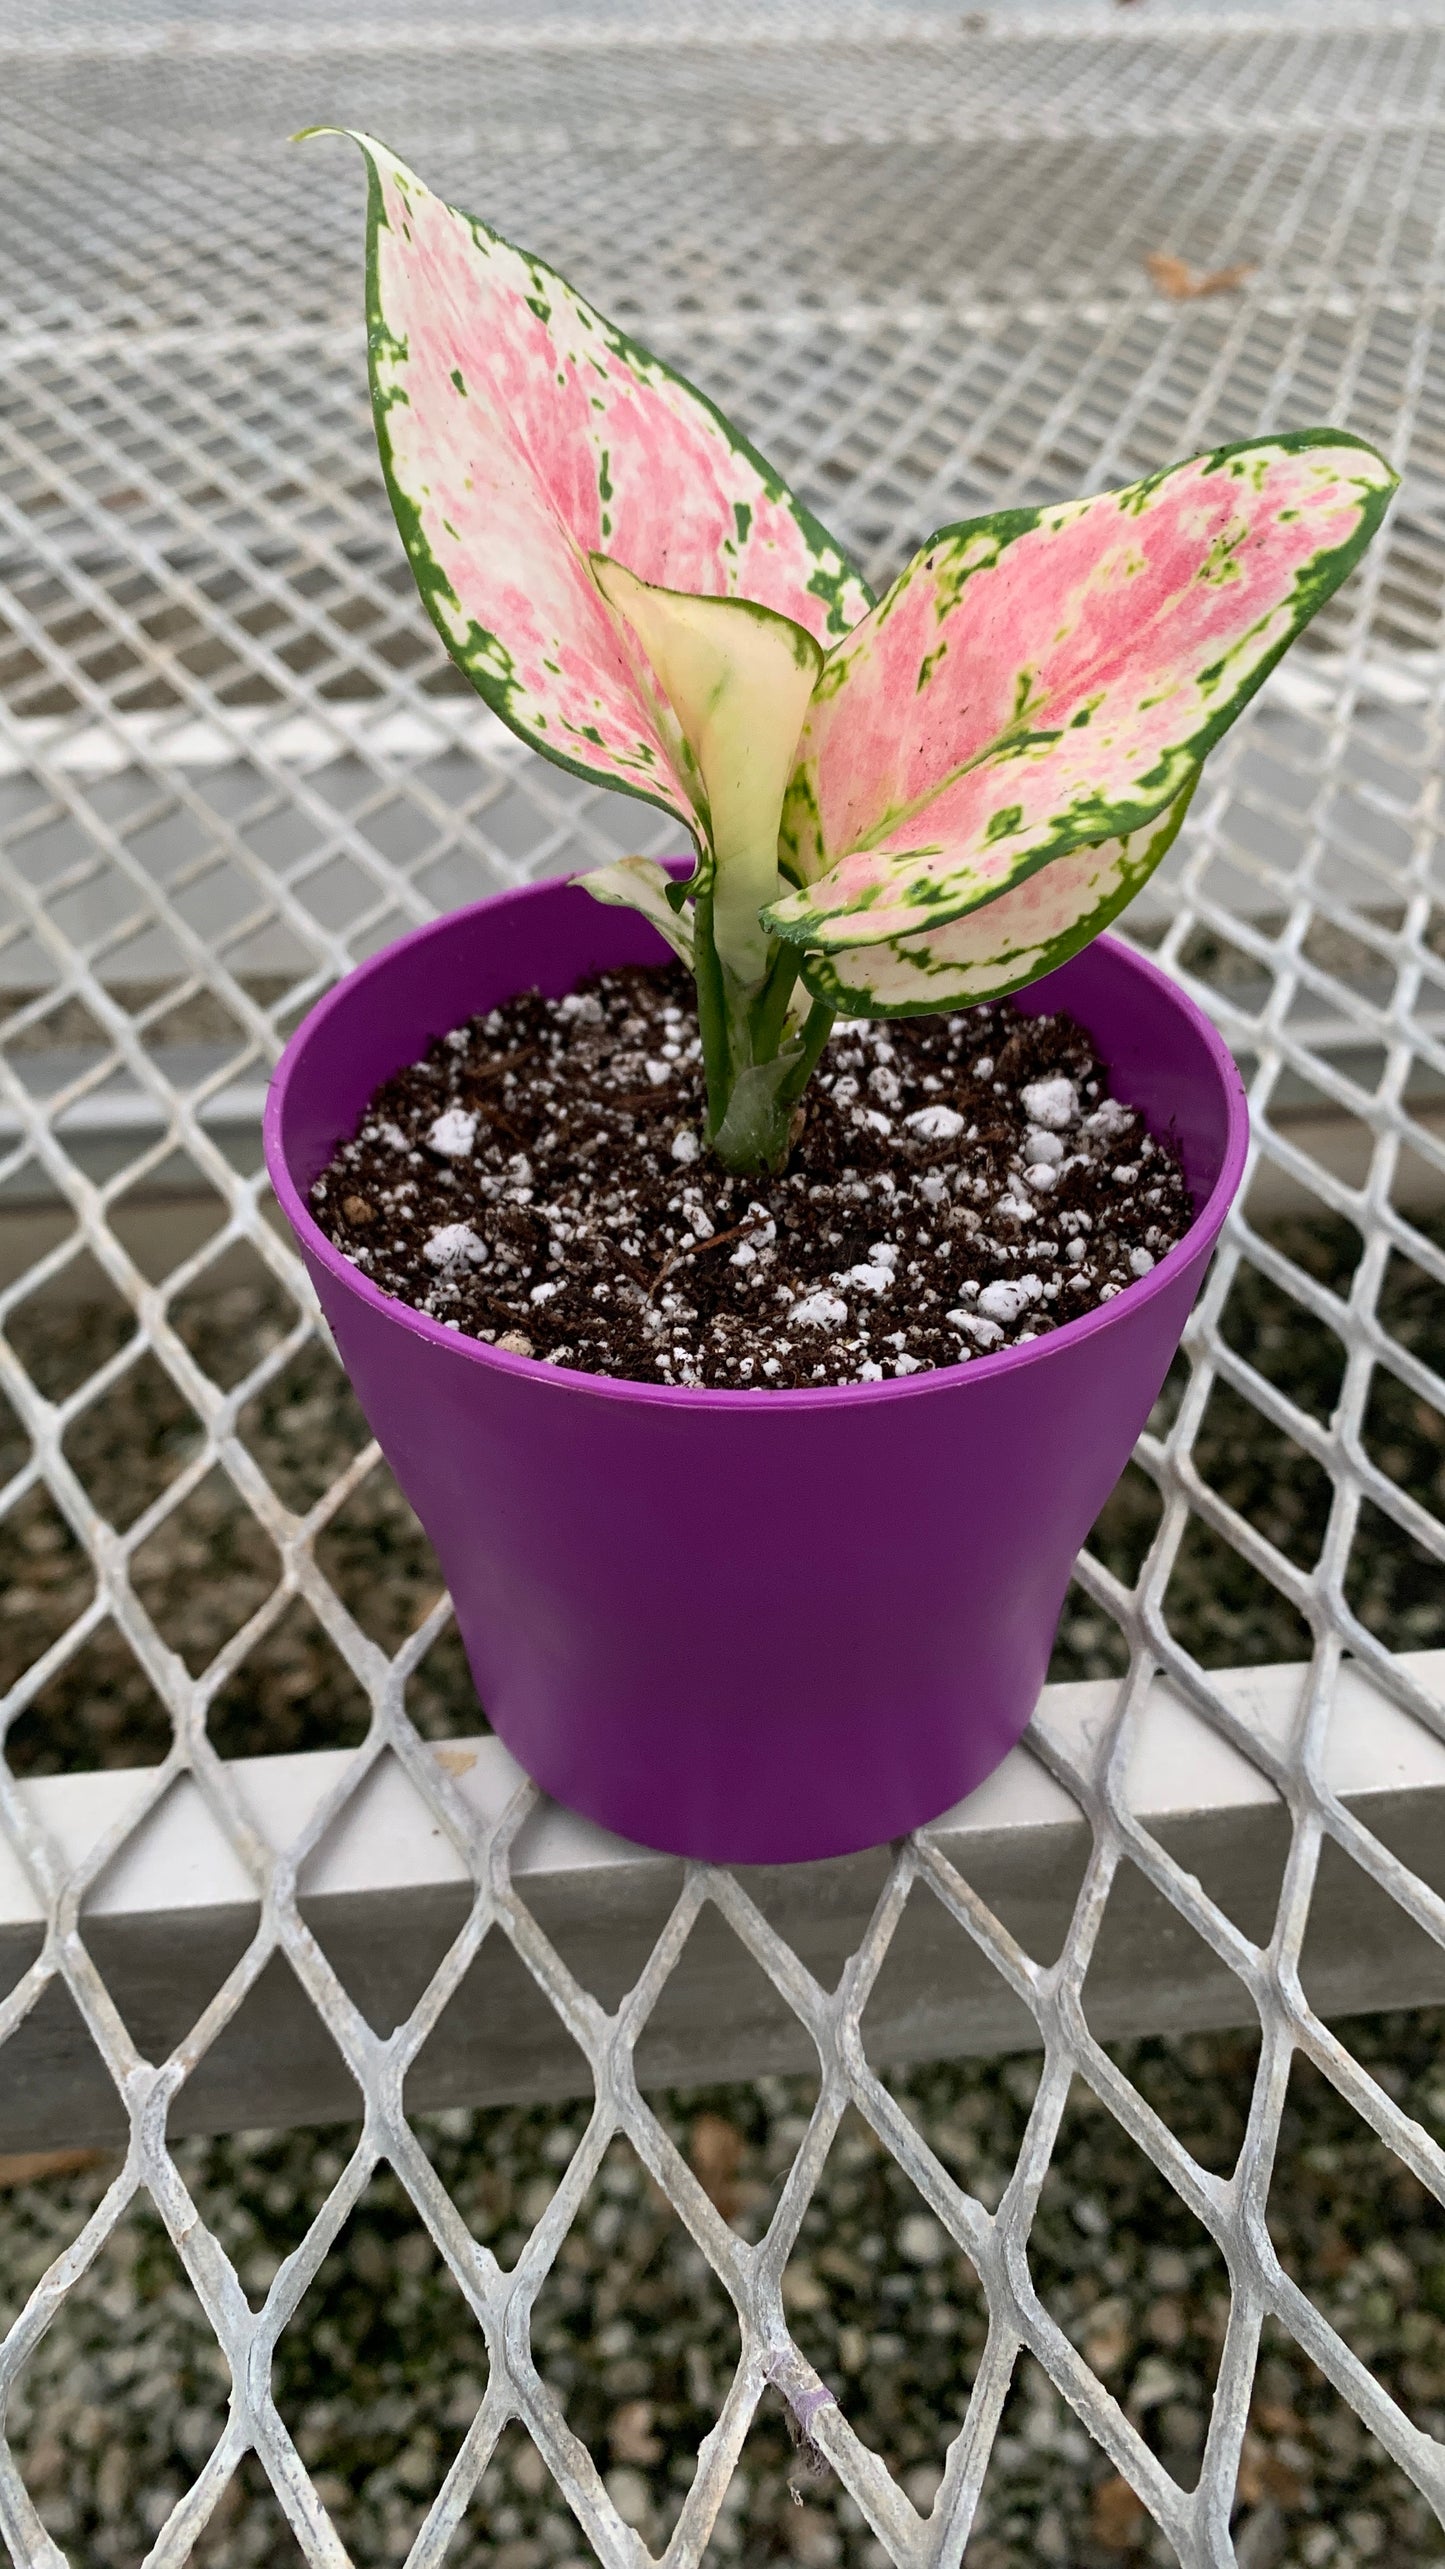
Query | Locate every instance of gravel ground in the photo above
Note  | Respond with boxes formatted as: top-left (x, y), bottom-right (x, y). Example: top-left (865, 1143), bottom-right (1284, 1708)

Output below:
top-left (1048, 1208), bottom-right (1444, 1681)
top-left (2, 2016), bottom-right (1444, 2568)
top-left (0, 1208), bottom-right (1441, 2563)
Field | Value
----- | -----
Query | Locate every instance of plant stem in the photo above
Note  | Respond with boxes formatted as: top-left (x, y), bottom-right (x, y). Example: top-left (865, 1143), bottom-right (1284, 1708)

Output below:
top-left (777, 997), bottom-right (835, 1105)
top-left (691, 890), bottom-right (733, 1140)
top-left (691, 901), bottom-right (833, 1171)
top-left (748, 944), bottom-right (800, 1059)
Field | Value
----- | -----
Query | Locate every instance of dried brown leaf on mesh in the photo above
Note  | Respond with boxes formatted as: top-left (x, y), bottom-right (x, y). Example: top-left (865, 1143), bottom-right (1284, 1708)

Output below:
top-left (0, 2149), bottom-right (112, 2189)
top-left (608, 2398), bottom-right (664, 2464)
top-left (1145, 250), bottom-right (1256, 299)
top-left (689, 2111), bottom-right (745, 2217)
top-left (1091, 2473), bottom-right (1148, 2547)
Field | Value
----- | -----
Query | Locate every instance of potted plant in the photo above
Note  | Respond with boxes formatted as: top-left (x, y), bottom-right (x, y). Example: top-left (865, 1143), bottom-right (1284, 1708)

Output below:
top-left (265, 133), bottom-right (1395, 1862)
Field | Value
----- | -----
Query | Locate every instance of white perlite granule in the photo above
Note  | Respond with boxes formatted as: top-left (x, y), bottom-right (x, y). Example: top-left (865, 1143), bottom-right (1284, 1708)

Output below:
top-left (427, 1107), bottom-right (478, 1158)
top-left (790, 1290), bottom-right (850, 1330)
top-left (837, 1251), bottom-right (895, 1293)
top-left (950, 1309), bottom-right (1004, 1349)
top-left (977, 1275), bottom-right (1044, 1324)
top-left (904, 1104), bottom-right (966, 1142)
top-left (1019, 1077), bottom-right (1077, 1131)
top-left (422, 1222), bottom-right (487, 1270)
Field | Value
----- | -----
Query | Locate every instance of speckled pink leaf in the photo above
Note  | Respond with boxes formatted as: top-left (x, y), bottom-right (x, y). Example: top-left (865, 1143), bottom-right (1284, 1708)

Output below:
top-left (766, 433), bottom-right (1396, 951)
top-left (323, 131), bottom-right (870, 834)
top-left (798, 781), bottom-right (1195, 1017)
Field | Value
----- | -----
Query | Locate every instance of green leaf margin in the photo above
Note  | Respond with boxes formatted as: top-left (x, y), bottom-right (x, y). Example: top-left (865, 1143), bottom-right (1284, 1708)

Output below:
top-left (797, 775), bottom-right (1198, 1019)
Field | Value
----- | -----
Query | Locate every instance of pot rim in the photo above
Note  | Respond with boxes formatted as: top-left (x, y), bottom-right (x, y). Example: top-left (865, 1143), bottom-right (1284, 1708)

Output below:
top-left (264, 881), bottom-right (1249, 1414)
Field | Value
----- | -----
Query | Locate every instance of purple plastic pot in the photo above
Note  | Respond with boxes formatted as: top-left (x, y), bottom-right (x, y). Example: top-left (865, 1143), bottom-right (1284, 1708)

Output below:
top-left (265, 879), bottom-right (1247, 1864)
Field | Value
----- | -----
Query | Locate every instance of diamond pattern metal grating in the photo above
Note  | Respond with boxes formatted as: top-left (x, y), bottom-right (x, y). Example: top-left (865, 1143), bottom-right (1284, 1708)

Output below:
top-left (1, 4), bottom-right (1444, 2562)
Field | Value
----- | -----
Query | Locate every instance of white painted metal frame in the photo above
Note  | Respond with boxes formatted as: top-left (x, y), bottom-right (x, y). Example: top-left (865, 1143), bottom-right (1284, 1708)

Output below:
top-left (3, 1657), bottom-right (1445, 2156)
top-left (1, 5), bottom-right (1445, 2563)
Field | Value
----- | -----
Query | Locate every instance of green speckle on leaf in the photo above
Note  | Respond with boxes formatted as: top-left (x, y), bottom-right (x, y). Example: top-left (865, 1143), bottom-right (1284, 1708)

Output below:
top-left (450, 367), bottom-right (467, 396)
top-left (809, 651), bottom-right (850, 705)
top-left (597, 449), bottom-right (613, 503)
top-left (370, 320), bottom-right (409, 366)
top-left (984, 804), bottom-right (1024, 844)
top-left (1010, 667), bottom-right (1042, 725)
top-left (1198, 523), bottom-right (1248, 586)
top-left (1219, 450), bottom-right (1272, 493)
top-left (734, 500), bottom-right (753, 545)
top-left (807, 557), bottom-right (867, 641)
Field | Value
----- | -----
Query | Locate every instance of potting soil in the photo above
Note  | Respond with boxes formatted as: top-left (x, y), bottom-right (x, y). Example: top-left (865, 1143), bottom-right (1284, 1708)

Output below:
top-left (309, 965), bottom-right (1194, 1389)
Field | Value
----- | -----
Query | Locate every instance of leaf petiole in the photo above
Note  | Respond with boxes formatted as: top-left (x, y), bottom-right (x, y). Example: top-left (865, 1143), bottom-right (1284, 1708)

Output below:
top-left (777, 998), bottom-right (836, 1106)
top-left (691, 890), bottom-right (733, 1141)
top-left (749, 944), bottom-right (801, 1058)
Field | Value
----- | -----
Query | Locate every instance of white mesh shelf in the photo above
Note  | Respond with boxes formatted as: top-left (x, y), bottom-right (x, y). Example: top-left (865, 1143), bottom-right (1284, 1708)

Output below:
top-left (1, 6), bottom-right (1444, 2565)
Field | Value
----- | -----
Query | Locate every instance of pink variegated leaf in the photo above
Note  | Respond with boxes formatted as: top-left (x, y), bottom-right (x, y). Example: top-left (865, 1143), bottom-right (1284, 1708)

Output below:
top-left (766, 433), bottom-right (1396, 951)
top-left (798, 781), bottom-right (1195, 1018)
top-left (316, 131), bottom-right (870, 833)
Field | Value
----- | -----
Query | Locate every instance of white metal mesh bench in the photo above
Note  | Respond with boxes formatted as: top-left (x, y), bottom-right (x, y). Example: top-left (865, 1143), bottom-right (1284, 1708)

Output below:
top-left (1, 4), bottom-right (1444, 2563)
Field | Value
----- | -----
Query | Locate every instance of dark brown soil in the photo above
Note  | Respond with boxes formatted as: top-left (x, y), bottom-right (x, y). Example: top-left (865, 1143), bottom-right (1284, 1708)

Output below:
top-left (308, 964), bottom-right (1194, 1390)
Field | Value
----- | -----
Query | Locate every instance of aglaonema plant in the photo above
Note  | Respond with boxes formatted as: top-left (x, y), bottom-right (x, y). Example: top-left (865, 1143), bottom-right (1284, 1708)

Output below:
top-left (315, 131), bottom-right (1397, 1175)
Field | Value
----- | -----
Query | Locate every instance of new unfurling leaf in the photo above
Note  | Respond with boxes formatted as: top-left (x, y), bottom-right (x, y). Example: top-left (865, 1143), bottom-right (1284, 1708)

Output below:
top-left (324, 131), bottom-right (1397, 1175)
top-left (591, 560), bottom-right (822, 986)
